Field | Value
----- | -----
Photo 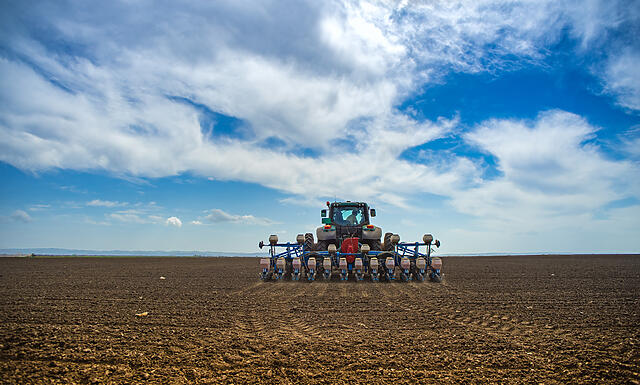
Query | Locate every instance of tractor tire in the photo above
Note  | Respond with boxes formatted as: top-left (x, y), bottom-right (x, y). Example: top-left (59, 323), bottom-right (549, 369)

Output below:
top-left (315, 240), bottom-right (329, 251)
top-left (383, 232), bottom-right (394, 251)
top-left (304, 233), bottom-right (314, 252)
top-left (368, 239), bottom-right (382, 251)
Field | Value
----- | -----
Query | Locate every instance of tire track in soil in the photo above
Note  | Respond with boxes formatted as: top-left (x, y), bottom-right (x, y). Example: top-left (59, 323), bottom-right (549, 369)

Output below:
top-left (233, 280), bottom-right (273, 296)
top-left (288, 315), bottom-right (323, 340)
top-left (314, 281), bottom-right (329, 302)
top-left (232, 281), bottom-right (267, 340)
top-left (378, 283), bottom-right (397, 309)
top-left (398, 280), bottom-right (590, 356)
top-left (399, 284), bottom-right (554, 371)
top-left (255, 283), bottom-right (316, 343)
top-left (340, 283), bottom-right (348, 298)
top-left (232, 280), bottom-right (281, 345)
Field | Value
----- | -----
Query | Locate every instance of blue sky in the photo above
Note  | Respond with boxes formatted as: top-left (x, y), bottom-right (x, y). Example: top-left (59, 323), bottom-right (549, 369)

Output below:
top-left (1, 0), bottom-right (639, 254)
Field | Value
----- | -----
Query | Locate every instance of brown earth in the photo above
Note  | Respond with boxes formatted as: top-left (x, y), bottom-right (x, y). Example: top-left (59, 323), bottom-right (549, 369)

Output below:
top-left (0, 255), bottom-right (639, 384)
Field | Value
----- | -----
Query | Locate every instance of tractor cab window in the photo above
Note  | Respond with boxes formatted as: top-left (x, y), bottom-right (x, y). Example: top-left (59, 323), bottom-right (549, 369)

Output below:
top-left (333, 206), bottom-right (365, 226)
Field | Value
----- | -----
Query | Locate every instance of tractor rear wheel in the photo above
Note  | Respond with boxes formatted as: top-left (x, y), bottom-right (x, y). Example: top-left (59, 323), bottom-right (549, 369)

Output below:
top-left (315, 240), bottom-right (329, 251)
top-left (304, 233), bottom-right (314, 252)
top-left (383, 232), bottom-right (394, 251)
top-left (368, 239), bottom-right (382, 250)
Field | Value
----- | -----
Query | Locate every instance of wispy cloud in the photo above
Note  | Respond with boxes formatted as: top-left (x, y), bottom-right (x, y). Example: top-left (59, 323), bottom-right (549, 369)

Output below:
top-left (147, 215), bottom-right (163, 223)
top-left (204, 209), bottom-right (276, 225)
top-left (28, 204), bottom-right (50, 211)
top-left (108, 212), bottom-right (147, 224)
top-left (603, 49), bottom-right (640, 111)
top-left (11, 210), bottom-right (32, 223)
top-left (84, 217), bottom-right (110, 226)
top-left (279, 197), bottom-right (330, 207)
top-left (87, 199), bottom-right (127, 207)
top-left (58, 185), bottom-right (87, 194)
top-left (105, 207), bottom-right (166, 225)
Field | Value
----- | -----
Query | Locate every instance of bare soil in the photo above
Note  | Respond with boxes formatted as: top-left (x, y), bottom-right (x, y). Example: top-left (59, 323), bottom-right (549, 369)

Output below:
top-left (0, 255), bottom-right (639, 384)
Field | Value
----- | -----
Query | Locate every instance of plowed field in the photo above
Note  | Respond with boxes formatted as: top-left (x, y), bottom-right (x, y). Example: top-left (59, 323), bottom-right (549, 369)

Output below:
top-left (1, 255), bottom-right (638, 384)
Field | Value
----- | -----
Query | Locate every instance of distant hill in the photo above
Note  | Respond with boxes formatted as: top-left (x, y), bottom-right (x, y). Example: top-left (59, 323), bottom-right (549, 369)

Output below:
top-left (0, 248), bottom-right (267, 257)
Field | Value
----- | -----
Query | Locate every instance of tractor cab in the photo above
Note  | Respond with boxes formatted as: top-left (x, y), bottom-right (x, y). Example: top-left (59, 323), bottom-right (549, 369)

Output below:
top-left (317, 201), bottom-right (381, 250)
top-left (322, 201), bottom-right (375, 227)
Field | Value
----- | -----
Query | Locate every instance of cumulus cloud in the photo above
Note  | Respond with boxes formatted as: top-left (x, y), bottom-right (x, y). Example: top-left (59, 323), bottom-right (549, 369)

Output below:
top-left (166, 217), bottom-right (182, 227)
top-left (0, 0), bottom-right (637, 213)
top-left (190, 220), bottom-right (203, 225)
top-left (11, 210), bottom-right (32, 223)
top-left (455, 110), bottom-right (639, 231)
top-left (204, 209), bottom-right (276, 225)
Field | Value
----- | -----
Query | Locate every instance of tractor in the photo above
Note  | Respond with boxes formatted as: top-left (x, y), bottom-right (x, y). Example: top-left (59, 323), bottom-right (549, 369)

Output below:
top-left (259, 201), bottom-right (442, 282)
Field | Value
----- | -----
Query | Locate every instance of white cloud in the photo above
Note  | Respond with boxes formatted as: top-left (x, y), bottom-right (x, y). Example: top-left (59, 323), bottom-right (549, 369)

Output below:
top-left (204, 209), bottom-right (276, 225)
top-left (148, 215), bottom-right (164, 223)
top-left (105, 208), bottom-right (167, 225)
top-left (603, 49), bottom-right (640, 111)
top-left (28, 204), bottom-right (50, 211)
top-left (108, 212), bottom-right (147, 224)
top-left (0, 55), bottom-right (469, 206)
top-left (166, 216), bottom-right (182, 227)
top-left (454, 110), bottom-right (639, 231)
top-left (279, 196), bottom-right (327, 207)
top-left (11, 210), bottom-right (32, 223)
top-left (0, 0), bottom-right (637, 223)
top-left (58, 185), bottom-right (87, 194)
top-left (190, 220), bottom-right (203, 225)
top-left (87, 199), bottom-right (127, 207)
top-left (84, 217), bottom-right (110, 226)
top-left (622, 136), bottom-right (640, 159)
top-left (1, 1), bottom-right (634, 182)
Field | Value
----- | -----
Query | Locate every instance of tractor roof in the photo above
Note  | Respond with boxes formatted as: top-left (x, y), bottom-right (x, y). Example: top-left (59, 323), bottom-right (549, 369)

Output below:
top-left (331, 201), bottom-right (368, 207)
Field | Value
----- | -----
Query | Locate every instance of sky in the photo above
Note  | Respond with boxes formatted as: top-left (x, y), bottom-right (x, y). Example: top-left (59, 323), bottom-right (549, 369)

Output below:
top-left (1, 0), bottom-right (639, 254)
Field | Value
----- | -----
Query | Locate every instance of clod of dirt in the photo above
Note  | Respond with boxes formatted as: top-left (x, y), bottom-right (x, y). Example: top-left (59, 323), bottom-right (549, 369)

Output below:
top-left (135, 312), bottom-right (149, 317)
